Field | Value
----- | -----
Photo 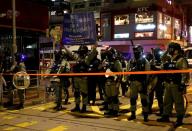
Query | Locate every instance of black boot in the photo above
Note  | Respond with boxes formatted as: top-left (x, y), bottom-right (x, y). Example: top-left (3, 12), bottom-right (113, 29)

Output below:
top-left (104, 109), bottom-right (113, 116)
top-left (128, 111), bottom-right (136, 121)
top-left (100, 104), bottom-right (108, 111)
top-left (80, 104), bottom-right (87, 113)
top-left (71, 104), bottom-right (80, 112)
top-left (174, 117), bottom-right (183, 128)
top-left (148, 108), bottom-right (152, 114)
top-left (157, 115), bottom-right (170, 122)
top-left (16, 103), bottom-right (24, 109)
top-left (143, 112), bottom-right (148, 122)
top-left (54, 104), bottom-right (62, 111)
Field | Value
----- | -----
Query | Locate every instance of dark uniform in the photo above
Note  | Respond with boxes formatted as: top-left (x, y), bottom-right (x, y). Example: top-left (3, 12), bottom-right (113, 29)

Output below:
top-left (64, 45), bottom-right (98, 113)
top-left (128, 45), bottom-right (150, 122)
top-left (157, 42), bottom-right (189, 127)
top-left (10, 53), bottom-right (26, 109)
top-left (103, 47), bottom-right (122, 116)
top-left (88, 54), bottom-right (100, 105)
top-left (148, 48), bottom-right (164, 115)
top-left (48, 51), bottom-right (70, 111)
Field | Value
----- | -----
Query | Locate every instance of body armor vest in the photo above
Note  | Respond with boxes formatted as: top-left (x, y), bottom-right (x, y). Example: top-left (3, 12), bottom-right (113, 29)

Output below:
top-left (73, 59), bottom-right (88, 73)
top-left (105, 61), bottom-right (118, 80)
top-left (129, 58), bottom-right (146, 82)
top-left (163, 56), bottom-right (182, 84)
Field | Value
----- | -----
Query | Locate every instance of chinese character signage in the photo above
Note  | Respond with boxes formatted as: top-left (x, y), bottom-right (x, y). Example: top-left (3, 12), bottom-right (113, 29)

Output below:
top-left (62, 12), bottom-right (96, 45)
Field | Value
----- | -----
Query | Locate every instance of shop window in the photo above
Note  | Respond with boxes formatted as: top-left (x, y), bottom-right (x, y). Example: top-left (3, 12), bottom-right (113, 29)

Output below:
top-left (135, 32), bottom-right (153, 38)
top-left (114, 15), bottom-right (129, 25)
top-left (135, 12), bottom-right (154, 23)
top-left (114, 33), bottom-right (129, 38)
top-left (136, 24), bottom-right (156, 31)
top-left (164, 15), bottom-right (171, 25)
top-left (174, 19), bottom-right (181, 40)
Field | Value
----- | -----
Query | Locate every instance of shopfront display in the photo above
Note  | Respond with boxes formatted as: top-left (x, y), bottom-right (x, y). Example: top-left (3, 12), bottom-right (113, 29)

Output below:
top-left (174, 18), bottom-right (181, 40)
top-left (135, 12), bottom-right (154, 23)
top-left (114, 15), bottom-right (129, 25)
top-left (135, 32), bottom-right (154, 38)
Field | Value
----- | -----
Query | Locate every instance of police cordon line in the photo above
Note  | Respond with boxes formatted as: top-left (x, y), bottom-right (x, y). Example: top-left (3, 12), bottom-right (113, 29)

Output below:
top-left (0, 42), bottom-right (190, 128)
top-left (2, 69), bottom-right (192, 76)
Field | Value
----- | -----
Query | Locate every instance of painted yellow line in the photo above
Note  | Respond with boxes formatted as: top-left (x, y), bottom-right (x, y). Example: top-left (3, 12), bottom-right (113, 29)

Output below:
top-left (188, 112), bottom-right (192, 115)
top-left (0, 112), bottom-right (7, 115)
top-left (69, 111), bottom-right (103, 118)
top-left (91, 106), bottom-right (104, 115)
top-left (24, 97), bottom-right (75, 111)
top-left (3, 121), bottom-right (38, 131)
top-left (121, 99), bottom-right (158, 121)
top-left (33, 98), bottom-right (75, 111)
top-left (33, 103), bottom-right (55, 111)
top-left (120, 104), bottom-right (130, 110)
top-left (47, 125), bottom-right (68, 131)
top-left (3, 116), bottom-right (16, 120)
top-left (9, 110), bottom-right (19, 113)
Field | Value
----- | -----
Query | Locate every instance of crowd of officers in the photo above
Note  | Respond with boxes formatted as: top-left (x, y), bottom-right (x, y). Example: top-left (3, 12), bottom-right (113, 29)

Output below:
top-left (0, 42), bottom-right (190, 128)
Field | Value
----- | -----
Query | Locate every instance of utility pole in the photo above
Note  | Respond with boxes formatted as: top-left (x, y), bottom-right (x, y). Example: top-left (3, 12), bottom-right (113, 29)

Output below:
top-left (12, 0), bottom-right (17, 61)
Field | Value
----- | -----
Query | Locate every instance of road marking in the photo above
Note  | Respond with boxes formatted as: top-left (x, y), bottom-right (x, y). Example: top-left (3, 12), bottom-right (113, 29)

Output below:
top-left (91, 106), bottom-right (103, 115)
top-left (30, 98), bottom-right (75, 111)
top-left (3, 121), bottom-right (38, 131)
top-left (47, 125), bottom-right (68, 131)
top-left (0, 112), bottom-right (7, 115)
top-left (33, 103), bottom-right (55, 111)
top-left (120, 99), bottom-right (158, 121)
top-left (3, 116), bottom-right (16, 120)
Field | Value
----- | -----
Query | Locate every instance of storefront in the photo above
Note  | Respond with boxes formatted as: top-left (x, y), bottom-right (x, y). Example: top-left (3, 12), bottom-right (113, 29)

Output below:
top-left (0, 0), bottom-right (48, 70)
top-left (99, 3), bottom-right (184, 53)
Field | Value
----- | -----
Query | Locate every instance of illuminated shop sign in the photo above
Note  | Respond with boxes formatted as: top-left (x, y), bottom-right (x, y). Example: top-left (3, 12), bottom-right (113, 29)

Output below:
top-left (135, 12), bottom-right (154, 23)
top-left (135, 32), bottom-right (153, 38)
top-left (190, 26), bottom-right (192, 43)
top-left (114, 33), bottom-right (129, 38)
top-left (158, 24), bottom-right (167, 31)
top-left (114, 15), bottom-right (129, 25)
top-left (136, 24), bottom-right (156, 31)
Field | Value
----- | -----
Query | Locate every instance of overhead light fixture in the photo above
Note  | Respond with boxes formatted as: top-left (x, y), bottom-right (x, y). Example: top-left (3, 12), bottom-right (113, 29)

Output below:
top-left (51, 0), bottom-right (56, 1)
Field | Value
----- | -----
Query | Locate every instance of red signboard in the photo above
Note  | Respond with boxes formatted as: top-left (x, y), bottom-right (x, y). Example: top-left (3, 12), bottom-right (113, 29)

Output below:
top-left (0, 0), bottom-right (49, 31)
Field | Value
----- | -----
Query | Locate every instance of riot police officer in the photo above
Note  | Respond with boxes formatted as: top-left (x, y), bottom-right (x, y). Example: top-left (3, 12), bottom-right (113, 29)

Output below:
top-left (10, 53), bottom-right (26, 109)
top-left (103, 47), bottom-right (122, 116)
top-left (49, 50), bottom-right (70, 111)
top-left (148, 48), bottom-right (164, 115)
top-left (157, 42), bottom-right (189, 127)
top-left (87, 52), bottom-right (100, 105)
top-left (128, 45), bottom-right (150, 122)
top-left (63, 44), bottom-right (98, 113)
top-left (2, 48), bottom-right (13, 107)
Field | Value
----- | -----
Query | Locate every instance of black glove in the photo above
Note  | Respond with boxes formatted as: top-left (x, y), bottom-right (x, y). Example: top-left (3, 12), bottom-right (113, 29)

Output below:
top-left (178, 83), bottom-right (186, 92)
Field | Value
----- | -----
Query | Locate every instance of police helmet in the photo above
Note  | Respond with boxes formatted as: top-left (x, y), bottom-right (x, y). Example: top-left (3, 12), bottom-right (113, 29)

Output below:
top-left (168, 42), bottom-right (181, 55)
top-left (153, 48), bottom-right (163, 59)
top-left (133, 45), bottom-right (143, 53)
top-left (78, 45), bottom-right (88, 55)
top-left (106, 47), bottom-right (117, 60)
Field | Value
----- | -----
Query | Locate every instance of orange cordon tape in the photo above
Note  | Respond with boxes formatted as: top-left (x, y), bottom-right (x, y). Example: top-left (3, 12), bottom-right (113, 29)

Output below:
top-left (3, 69), bottom-right (192, 76)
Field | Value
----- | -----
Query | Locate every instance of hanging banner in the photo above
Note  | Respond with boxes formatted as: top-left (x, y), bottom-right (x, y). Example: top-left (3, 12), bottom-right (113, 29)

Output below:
top-left (62, 12), bottom-right (96, 45)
